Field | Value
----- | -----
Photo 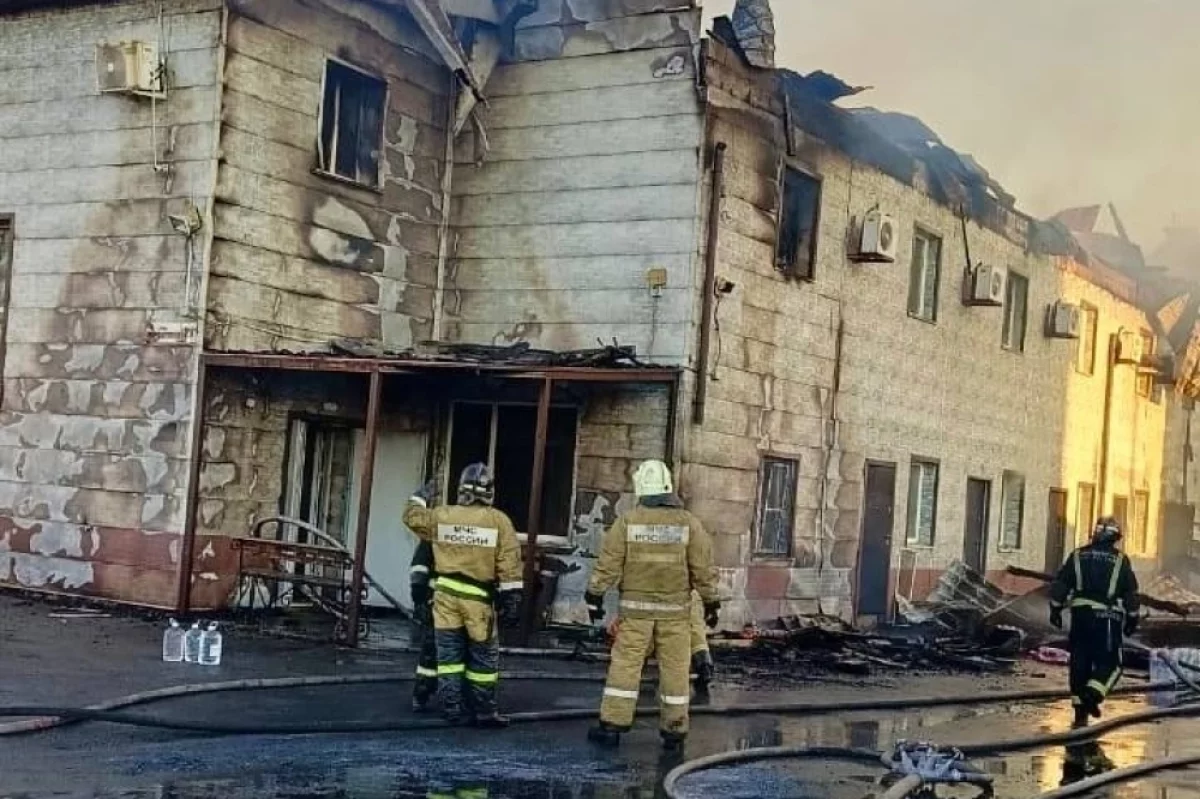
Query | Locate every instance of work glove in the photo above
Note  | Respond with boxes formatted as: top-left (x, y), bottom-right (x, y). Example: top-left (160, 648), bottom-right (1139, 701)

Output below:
top-left (498, 589), bottom-right (524, 629)
top-left (585, 592), bottom-right (605, 623)
top-left (703, 601), bottom-right (721, 630)
top-left (411, 581), bottom-right (431, 609)
top-left (1123, 613), bottom-right (1140, 637)
top-left (414, 478), bottom-right (439, 504)
top-left (1050, 606), bottom-right (1064, 630)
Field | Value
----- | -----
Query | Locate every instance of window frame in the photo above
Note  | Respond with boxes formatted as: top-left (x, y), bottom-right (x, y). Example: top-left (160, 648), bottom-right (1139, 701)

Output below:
top-left (905, 458), bottom-right (940, 548)
top-left (753, 455), bottom-right (799, 558)
top-left (315, 57), bottom-right (389, 191)
top-left (907, 226), bottom-right (942, 323)
top-left (1131, 490), bottom-right (1150, 554)
top-left (1076, 481), bottom-right (1096, 546)
top-left (1076, 303), bottom-right (1098, 376)
top-left (1001, 271), bottom-right (1029, 352)
top-left (999, 470), bottom-right (1026, 550)
top-left (774, 164), bottom-right (822, 281)
top-left (1136, 329), bottom-right (1155, 398)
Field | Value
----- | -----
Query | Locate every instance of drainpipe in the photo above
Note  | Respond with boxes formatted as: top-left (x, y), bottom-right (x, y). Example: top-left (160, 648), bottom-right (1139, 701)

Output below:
top-left (431, 70), bottom-right (458, 342)
top-left (1098, 333), bottom-right (1119, 511)
top-left (692, 142), bottom-right (726, 425)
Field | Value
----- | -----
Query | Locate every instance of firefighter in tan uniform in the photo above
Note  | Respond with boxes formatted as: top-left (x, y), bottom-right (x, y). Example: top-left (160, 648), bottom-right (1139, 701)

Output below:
top-left (403, 463), bottom-right (524, 727)
top-left (584, 459), bottom-right (720, 750)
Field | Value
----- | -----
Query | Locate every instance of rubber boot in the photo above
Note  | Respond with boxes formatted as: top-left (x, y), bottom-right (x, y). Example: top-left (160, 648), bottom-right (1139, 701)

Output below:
top-left (473, 712), bottom-right (510, 729)
top-left (660, 730), bottom-right (687, 752)
top-left (587, 722), bottom-right (623, 747)
top-left (1072, 706), bottom-right (1089, 729)
top-left (692, 651), bottom-right (715, 697)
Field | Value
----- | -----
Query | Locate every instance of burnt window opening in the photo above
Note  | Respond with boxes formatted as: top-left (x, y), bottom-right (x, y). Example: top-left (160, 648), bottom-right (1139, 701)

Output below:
top-left (1000, 470), bottom-right (1025, 549)
top-left (318, 60), bottom-right (386, 188)
top-left (1002, 271), bottom-right (1029, 352)
top-left (446, 402), bottom-right (579, 535)
top-left (907, 227), bottom-right (942, 322)
top-left (754, 456), bottom-right (798, 557)
top-left (775, 167), bottom-right (821, 280)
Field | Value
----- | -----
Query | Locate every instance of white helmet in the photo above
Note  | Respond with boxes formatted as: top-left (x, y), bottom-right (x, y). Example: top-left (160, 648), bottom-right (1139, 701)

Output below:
top-left (633, 459), bottom-right (674, 498)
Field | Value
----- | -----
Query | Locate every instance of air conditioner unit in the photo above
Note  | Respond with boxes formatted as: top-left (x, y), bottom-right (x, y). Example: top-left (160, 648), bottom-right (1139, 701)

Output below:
top-left (854, 210), bottom-right (898, 263)
top-left (1116, 331), bottom-right (1144, 364)
top-left (1045, 301), bottom-right (1081, 340)
top-left (96, 41), bottom-right (165, 98)
top-left (966, 264), bottom-right (1006, 307)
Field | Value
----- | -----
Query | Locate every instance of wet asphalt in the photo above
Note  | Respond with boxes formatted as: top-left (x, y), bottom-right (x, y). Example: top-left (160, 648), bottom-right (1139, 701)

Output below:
top-left (1, 595), bottom-right (1198, 799)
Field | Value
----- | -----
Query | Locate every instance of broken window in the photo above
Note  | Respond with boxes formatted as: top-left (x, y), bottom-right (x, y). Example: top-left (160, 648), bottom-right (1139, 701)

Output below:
top-left (754, 456), bottom-right (797, 556)
top-left (445, 402), bottom-right (579, 535)
top-left (1076, 304), bottom-right (1098, 376)
top-left (906, 459), bottom-right (938, 546)
top-left (318, 60), bottom-right (386, 188)
top-left (1002, 272), bottom-right (1028, 352)
top-left (1000, 470), bottom-right (1025, 549)
top-left (775, 167), bottom-right (821, 280)
top-left (1131, 490), bottom-right (1150, 554)
top-left (907, 227), bottom-right (942, 322)
top-left (1076, 482), bottom-right (1096, 545)
top-left (1136, 329), bottom-right (1155, 398)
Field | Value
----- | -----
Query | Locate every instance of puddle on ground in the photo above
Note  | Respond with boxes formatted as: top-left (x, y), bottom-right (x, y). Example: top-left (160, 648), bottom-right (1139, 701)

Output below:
top-left (5, 696), bottom-right (1200, 799)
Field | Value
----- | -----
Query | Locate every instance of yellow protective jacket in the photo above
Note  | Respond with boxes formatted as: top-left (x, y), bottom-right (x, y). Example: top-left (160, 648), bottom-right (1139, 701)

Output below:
top-left (402, 498), bottom-right (523, 602)
top-left (587, 505), bottom-right (718, 621)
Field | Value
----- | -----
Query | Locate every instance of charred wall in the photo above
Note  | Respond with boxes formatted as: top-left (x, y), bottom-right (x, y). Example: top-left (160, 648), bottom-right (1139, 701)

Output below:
top-left (207, 0), bottom-right (453, 353)
top-left (445, 0), bottom-right (705, 362)
top-left (0, 0), bottom-right (222, 606)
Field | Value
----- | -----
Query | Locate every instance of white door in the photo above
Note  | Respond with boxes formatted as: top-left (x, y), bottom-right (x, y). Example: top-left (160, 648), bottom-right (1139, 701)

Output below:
top-left (346, 430), bottom-right (427, 609)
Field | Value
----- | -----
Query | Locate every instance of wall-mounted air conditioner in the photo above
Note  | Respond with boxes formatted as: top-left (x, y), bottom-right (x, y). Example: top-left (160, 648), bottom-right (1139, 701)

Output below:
top-left (96, 41), bottom-right (165, 98)
top-left (1045, 301), bottom-right (1081, 339)
top-left (965, 264), bottom-right (1006, 307)
top-left (852, 209), bottom-right (898, 263)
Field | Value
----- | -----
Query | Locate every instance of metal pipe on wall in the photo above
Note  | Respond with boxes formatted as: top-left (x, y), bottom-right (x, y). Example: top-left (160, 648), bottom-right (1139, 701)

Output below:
top-left (692, 142), bottom-right (727, 425)
top-left (1098, 333), bottom-right (1119, 510)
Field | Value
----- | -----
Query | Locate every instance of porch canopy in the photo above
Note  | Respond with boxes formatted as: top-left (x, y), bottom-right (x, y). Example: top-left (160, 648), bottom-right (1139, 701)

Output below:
top-left (178, 347), bottom-right (682, 645)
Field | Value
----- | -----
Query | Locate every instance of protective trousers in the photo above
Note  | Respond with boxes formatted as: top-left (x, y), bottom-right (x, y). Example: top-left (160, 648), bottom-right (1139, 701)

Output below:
top-left (413, 601), bottom-right (438, 706)
top-left (1068, 607), bottom-right (1123, 713)
top-left (433, 591), bottom-right (500, 718)
top-left (689, 598), bottom-right (708, 656)
top-left (601, 616), bottom-right (691, 734)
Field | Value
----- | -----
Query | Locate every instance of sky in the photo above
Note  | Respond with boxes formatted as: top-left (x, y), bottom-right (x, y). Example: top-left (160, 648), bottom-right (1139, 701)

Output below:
top-left (700, 1), bottom-right (1199, 255)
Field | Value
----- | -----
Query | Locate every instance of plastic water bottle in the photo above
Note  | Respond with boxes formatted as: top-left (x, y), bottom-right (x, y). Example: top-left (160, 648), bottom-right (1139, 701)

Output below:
top-left (162, 618), bottom-right (184, 662)
top-left (183, 621), bottom-right (203, 663)
top-left (199, 622), bottom-right (223, 666)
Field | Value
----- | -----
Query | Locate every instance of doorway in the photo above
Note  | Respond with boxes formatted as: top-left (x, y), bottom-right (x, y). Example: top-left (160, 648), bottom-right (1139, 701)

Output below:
top-left (1045, 488), bottom-right (1069, 570)
top-left (857, 462), bottom-right (896, 617)
top-left (963, 478), bottom-right (991, 573)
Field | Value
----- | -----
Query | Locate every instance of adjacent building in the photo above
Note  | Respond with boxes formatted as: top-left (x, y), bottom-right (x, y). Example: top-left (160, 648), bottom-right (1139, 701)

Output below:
top-left (0, 0), bottom-right (1196, 632)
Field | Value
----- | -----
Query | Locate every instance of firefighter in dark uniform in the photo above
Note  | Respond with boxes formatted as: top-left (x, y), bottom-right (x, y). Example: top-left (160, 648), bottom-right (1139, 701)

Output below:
top-left (409, 539), bottom-right (439, 712)
top-left (1049, 516), bottom-right (1141, 728)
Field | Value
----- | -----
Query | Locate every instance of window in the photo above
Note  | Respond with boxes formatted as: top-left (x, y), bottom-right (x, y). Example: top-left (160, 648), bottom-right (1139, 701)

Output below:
top-left (999, 470), bottom-right (1025, 549)
top-left (906, 459), bottom-right (939, 546)
top-left (1131, 491), bottom-right (1150, 554)
top-left (1136, 330), bottom-right (1155, 398)
top-left (1002, 272), bottom-right (1029, 352)
top-left (775, 167), bottom-right (821, 280)
top-left (754, 457), bottom-right (798, 556)
top-left (907, 228), bottom-right (942, 322)
top-left (446, 402), bottom-right (579, 534)
top-left (1112, 495), bottom-right (1129, 536)
top-left (1076, 304), bottom-right (1098, 376)
top-left (1076, 482), bottom-right (1096, 545)
top-left (318, 60), bottom-right (387, 188)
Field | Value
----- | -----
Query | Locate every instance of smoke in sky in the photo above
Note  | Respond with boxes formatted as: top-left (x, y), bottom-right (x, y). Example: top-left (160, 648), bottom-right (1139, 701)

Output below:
top-left (701, 1), bottom-right (1199, 258)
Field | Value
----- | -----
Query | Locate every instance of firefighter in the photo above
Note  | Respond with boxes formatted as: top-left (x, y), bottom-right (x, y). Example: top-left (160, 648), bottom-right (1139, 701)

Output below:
top-left (689, 592), bottom-right (715, 697)
top-left (409, 539), bottom-right (438, 712)
top-left (1049, 516), bottom-right (1140, 728)
top-left (584, 459), bottom-right (720, 751)
top-left (402, 463), bottom-right (524, 727)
